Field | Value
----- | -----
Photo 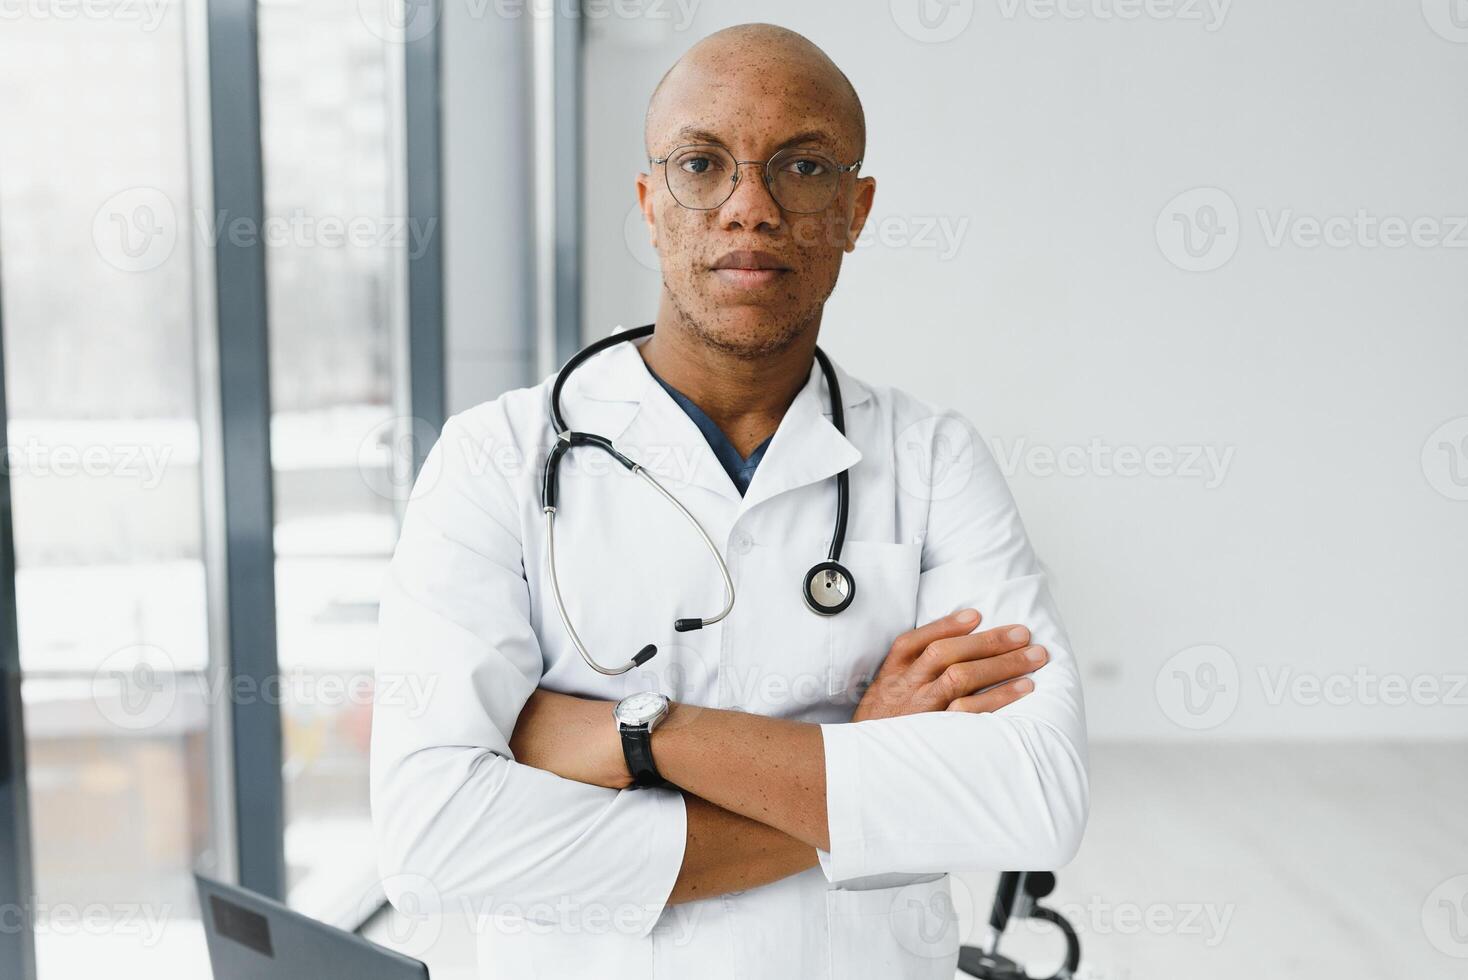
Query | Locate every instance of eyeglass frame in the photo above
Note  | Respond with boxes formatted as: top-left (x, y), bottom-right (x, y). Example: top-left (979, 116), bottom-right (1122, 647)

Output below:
top-left (648, 142), bottom-right (863, 214)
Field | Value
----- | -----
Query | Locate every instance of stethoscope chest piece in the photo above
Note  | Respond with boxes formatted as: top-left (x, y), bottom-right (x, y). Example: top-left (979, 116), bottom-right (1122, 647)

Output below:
top-left (802, 560), bottom-right (855, 615)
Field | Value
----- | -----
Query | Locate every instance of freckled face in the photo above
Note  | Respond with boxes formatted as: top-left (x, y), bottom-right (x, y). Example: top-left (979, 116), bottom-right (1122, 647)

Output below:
top-left (638, 49), bottom-right (874, 358)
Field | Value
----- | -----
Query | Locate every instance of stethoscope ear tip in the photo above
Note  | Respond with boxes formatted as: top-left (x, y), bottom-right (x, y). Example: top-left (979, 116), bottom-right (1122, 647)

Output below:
top-left (633, 644), bottom-right (658, 666)
top-left (673, 618), bottom-right (704, 633)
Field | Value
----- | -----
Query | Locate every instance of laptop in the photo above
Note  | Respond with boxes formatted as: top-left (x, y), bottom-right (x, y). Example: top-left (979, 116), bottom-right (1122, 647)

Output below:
top-left (196, 874), bottom-right (430, 980)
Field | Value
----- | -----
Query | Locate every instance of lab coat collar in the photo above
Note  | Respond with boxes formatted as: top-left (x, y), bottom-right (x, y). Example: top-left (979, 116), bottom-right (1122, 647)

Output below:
top-left (569, 327), bottom-right (868, 510)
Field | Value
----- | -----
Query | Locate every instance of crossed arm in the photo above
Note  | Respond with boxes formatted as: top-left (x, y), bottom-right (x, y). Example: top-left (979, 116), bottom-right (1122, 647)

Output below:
top-left (371, 410), bottom-right (1088, 929)
top-left (508, 609), bottom-right (1048, 904)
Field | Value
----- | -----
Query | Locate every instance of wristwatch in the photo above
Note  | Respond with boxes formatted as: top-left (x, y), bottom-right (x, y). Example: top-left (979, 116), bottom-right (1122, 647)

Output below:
top-left (613, 692), bottom-right (671, 789)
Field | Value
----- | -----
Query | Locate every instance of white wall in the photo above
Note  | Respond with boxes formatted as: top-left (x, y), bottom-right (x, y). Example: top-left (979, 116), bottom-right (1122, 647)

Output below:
top-left (581, 1), bottom-right (1468, 740)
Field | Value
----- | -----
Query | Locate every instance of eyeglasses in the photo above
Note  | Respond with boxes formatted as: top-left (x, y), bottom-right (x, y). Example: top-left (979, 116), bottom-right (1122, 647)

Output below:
top-left (649, 143), bottom-right (862, 214)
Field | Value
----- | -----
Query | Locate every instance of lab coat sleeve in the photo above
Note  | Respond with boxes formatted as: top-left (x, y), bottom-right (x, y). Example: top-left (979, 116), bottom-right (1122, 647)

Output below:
top-left (815, 409), bottom-right (1089, 883)
top-left (370, 411), bottom-right (687, 938)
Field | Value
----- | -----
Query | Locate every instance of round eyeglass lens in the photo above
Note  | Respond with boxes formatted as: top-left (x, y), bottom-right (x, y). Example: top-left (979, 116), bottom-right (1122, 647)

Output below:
top-left (765, 147), bottom-right (842, 213)
top-left (665, 144), bottom-right (737, 210)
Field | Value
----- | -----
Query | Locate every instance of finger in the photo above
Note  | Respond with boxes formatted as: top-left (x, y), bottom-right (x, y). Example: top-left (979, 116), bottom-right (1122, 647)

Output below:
top-left (885, 608), bottom-right (982, 668)
top-left (928, 646), bottom-right (1047, 704)
top-left (945, 677), bottom-right (1034, 714)
top-left (916, 625), bottom-right (1034, 680)
top-left (930, 645), bottom-right (1048, 701)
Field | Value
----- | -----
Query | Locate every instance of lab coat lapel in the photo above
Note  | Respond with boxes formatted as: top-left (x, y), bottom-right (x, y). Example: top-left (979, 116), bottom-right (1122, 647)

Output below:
top-left (571, 334), bottom-right (742, 501)
top-left (568, 328), bottom-right (868, 510)
top-left (737, 354), bottom-right (864, 516)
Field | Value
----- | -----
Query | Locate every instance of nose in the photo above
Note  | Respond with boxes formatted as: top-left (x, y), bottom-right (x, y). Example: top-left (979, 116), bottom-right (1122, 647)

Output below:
top-left (719, 160), bottom-right (782, 230)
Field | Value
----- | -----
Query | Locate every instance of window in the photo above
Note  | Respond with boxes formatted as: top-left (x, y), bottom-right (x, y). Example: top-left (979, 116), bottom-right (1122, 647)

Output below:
top-left (0, 2), bottom-right (218, 975)
top-left (256, 0), bottom-right (409, 919)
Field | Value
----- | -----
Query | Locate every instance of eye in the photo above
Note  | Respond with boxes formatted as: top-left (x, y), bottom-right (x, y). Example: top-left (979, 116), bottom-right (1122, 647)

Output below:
top-left (782, 156), bottom-right (829, 178)
top-left (679, 154), bottom-right (724, 175)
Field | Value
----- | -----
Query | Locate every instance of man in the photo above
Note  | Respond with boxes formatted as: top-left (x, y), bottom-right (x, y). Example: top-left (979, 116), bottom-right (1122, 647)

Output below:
top-left (371, 23), bottom-right (1087, 979)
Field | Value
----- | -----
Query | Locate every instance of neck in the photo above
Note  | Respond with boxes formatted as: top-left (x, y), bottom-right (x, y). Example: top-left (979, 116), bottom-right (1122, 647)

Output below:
top-left (639, 295), bottom-right (822, 458)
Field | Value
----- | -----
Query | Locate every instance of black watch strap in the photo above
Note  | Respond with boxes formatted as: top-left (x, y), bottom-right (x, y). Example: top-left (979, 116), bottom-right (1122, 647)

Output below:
top-left (620, 723), bottom-right (666, 789)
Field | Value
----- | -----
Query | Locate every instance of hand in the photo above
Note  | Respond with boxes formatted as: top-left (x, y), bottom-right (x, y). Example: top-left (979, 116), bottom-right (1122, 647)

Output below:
top-left (852, 608), bottom-right (1046, 722)
top-left (508, 688), bottom-right (632, 790)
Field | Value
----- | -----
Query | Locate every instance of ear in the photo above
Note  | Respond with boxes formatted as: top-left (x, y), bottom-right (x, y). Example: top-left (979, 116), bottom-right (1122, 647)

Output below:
top-left (844, 175), bottom-right (876, 253)
top-left (635, 172), bottom-right (659, 247)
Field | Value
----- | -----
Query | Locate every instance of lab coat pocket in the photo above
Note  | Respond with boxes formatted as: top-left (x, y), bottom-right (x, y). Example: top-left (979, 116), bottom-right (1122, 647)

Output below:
top-left (826, 540), bottom-right (922, 700)
top-left (825, 873), bottom-right (960, 979)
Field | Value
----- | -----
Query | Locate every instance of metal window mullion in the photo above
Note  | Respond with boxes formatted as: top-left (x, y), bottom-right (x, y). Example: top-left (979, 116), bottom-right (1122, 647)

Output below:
top-left (204, 0), bottom-right (284, 901)
top-left (0, 220), bottom-right (38, 980)
top-left (184, 0), bottom-right (239, 893)
top-left (404, 2), bottom-right (446, 462)
top-left (552, 0), bottom-right (583, 363)
top-left (533, 1), bottom-right (583, 377)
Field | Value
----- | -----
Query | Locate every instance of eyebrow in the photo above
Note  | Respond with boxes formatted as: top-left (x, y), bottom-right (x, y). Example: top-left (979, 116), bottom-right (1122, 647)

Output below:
top-left (670, 126), bottom-right (840, 155)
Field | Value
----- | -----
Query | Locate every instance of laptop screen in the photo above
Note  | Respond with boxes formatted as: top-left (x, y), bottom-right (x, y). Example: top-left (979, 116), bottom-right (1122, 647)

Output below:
top-left (196, 875), bottom-right (429, 980)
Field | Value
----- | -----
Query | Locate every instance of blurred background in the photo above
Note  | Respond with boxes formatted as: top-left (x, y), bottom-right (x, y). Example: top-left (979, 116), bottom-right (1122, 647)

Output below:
top-left (0, 1), bottom-right (1463, 978)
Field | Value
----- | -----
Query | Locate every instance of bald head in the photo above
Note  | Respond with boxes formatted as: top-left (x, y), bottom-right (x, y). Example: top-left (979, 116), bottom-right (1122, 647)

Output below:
top-left (644, 23), bottom-right (866, 162)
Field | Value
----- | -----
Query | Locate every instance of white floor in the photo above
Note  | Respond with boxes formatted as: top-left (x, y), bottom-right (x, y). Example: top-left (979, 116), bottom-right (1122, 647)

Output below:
top-left (364, 743), bottom-right (1468, 979)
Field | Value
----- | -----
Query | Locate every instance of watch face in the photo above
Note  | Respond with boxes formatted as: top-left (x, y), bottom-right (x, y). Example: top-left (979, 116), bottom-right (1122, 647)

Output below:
top-left (615, 691), bottom-right (668, 727)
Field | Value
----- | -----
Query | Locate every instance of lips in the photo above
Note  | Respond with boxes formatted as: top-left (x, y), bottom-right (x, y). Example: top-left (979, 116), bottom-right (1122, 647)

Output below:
top-left (710, 250), bottom-right (790, 272)
top-left (709, 250), bottom-right (790, 288)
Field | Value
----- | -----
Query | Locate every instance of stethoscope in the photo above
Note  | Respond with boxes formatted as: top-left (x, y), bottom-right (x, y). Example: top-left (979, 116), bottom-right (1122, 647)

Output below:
top-left (541, 323), bottom-right (856, 676)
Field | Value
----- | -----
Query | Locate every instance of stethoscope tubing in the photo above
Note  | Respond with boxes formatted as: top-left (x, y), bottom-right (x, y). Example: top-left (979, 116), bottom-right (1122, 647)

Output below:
top-left (543, 463), bottom-right (738, 676)
top-left (812, 344), bottom-right (849, 564)
top-left (542, 323), bottom-right (851, 675)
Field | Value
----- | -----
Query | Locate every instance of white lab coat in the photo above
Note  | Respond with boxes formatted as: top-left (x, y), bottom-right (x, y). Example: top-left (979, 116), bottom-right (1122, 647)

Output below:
top-left (370, 330), bottom-right (1089, 979)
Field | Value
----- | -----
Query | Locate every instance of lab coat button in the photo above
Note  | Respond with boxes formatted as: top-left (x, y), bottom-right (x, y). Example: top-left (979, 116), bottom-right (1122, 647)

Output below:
top-left (730, 531), bottom-right (753, 555)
